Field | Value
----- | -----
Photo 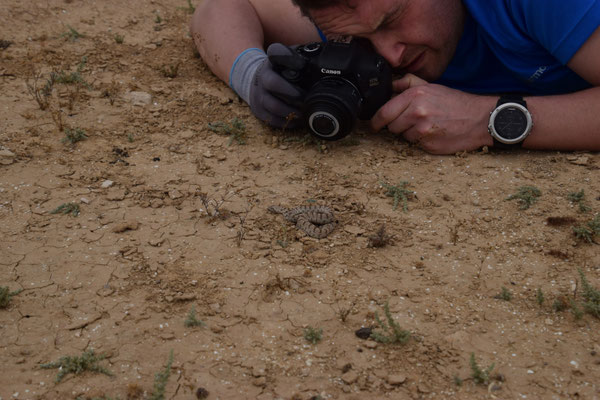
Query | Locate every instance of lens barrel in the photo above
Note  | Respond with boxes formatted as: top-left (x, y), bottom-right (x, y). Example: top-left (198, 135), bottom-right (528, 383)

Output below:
top-left (304, 78), bottom-right (361, 140)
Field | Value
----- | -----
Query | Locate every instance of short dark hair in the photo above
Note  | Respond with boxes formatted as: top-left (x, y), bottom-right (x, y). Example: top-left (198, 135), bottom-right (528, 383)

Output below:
top-left (291, 0), bottom-right (351, 18)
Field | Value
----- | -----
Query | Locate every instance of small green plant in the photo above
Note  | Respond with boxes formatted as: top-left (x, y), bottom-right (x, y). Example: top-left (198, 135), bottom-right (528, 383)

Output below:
top-left (127, 133), bottom-right (135, 142)
top-left (208, 117), bottom-right (247, 145)
top-left (570, 298), bottom-right (584, 320)
top-left (40, 349), bottom-right (112, 382)
top-left (52, 57), bottom-right (90, 88)
top-left (579, 269), bottom-right (600, 318)
top-left (552, 297), bottom-right (569, 312)
top-left (50, 202), bottom-right (80, 217)
top-left (536, 288), bottom-right (545, 306)
top-left (506, 185), bottom-right (541, 210)
top-left (494, 286), bottom-right (512, 301)
top-left (62, 127), bottom-right (88, 144)
top-left (453, 375), bottom-right (463, 386)
top-left (303, 326), bottom-right (323, 344)
top-left (370, 301), bottom-right (411, 344)
top-left (114, 33), bottom-right (124, 44)
top-left (26, 71), bottom-right (56, 110)
top-left (184, 306), bottom-right (205, 328)
top-left (568, 189), bottom-right (591, 213)
top-left (154, 14), bottom-right (163, 23)
top-left (62, 25), bottom-right (85, 41)
top-left (469, 353), bottom-right (495, 385)
top-left (381, 181), bottom-right (412, 212)
top-left (0, 286), bottom-right (22, 309)
top-left (573, 214), bottom-right (600, 243)
top-left (179, 0), bottom-right (195, 14)
top-left (149, 350), bottom-right (174, 400)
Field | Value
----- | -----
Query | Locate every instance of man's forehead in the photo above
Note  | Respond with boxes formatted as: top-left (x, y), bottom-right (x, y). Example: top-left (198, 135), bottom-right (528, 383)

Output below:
top-left (309, 0), bottom-right (407, 36)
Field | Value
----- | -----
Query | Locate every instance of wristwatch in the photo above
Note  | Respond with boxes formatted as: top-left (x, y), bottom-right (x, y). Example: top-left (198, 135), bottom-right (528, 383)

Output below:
top-left (488, 95), bottom-right (533, 147)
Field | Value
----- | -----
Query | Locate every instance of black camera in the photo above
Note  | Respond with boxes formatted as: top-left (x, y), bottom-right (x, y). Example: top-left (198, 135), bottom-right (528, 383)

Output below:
top-left (269, 40), bottom-right (393, 141)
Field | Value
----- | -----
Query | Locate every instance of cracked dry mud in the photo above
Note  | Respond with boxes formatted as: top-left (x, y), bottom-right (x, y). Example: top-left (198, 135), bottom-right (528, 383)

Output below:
top-left (1, 1), bottom-right (600, 399)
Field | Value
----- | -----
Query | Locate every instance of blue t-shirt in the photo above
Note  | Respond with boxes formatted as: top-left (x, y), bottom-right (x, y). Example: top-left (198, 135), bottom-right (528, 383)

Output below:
top-left (437, 0), bottom-right (600, 95)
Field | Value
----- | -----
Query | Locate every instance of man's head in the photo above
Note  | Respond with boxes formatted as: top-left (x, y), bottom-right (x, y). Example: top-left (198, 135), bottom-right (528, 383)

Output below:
top-left (293, 0), bottom-right (465, 81)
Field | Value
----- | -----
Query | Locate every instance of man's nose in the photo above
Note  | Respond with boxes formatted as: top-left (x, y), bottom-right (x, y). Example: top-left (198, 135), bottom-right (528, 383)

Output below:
top-left (368, 33), bottom-right (405, 68)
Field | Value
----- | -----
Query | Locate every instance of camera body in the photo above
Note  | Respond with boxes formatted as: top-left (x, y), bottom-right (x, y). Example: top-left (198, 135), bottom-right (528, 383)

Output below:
top-left (271, 40), bottom-right (393, 140)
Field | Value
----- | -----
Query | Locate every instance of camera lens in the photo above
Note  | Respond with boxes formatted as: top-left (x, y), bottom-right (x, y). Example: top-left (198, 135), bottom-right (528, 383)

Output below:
top-left (304, 78), bottom-right (361, 140)
top-left (310, 112), bottom-right (339, 137)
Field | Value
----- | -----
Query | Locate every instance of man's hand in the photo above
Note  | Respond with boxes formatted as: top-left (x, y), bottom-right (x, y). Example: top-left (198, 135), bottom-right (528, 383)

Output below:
top-left (371, 74), bottom-right (495, 154)
top-left (247, 44), bottom-right (305, 129)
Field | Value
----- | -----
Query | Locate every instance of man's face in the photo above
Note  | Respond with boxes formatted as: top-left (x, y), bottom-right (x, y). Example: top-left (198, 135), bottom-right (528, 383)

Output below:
top-left (309, 0), bottom-right (465, 81)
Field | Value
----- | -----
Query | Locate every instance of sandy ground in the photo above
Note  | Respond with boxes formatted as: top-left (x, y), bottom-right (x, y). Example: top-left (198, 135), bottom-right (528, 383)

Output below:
top-left (1, 1), bottom-right (600, 399)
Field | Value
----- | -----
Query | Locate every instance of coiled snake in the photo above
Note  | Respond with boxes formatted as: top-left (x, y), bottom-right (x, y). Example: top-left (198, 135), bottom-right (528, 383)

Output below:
top-left (268, 205), bottom-right (337, 239)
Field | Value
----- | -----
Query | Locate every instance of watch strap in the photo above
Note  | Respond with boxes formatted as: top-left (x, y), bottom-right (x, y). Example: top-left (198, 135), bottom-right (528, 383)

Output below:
top-left (497, 94), bottom-right (526, 108)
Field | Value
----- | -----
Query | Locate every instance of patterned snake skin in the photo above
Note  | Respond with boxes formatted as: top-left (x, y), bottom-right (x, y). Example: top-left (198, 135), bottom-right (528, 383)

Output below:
top-left (268, 205), bottom-right (337, 238)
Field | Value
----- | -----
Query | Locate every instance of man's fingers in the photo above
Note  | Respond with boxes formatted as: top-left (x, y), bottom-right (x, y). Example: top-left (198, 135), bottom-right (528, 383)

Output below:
top-left (261, 67), bottom-right (303, 101)
top-left (370, 94), bottom-right (410, 132)
top-left (262, 92), bottom-right (303, 120)
top-left (393, 73), bottom-right (428, 92)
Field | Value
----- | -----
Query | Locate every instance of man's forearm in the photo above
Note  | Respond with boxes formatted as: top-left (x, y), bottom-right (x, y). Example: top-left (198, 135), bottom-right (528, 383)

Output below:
top-left (190, 0), bottom-right (265, 83)
top-left (524, 87), bottom-right (600, 151)
top-left (190, 0), bottom-right (319, 85)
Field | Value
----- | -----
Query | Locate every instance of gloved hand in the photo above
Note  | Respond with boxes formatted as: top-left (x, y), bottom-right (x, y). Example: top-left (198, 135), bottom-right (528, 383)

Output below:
top-left (229, 44), bottom-right (305, 129)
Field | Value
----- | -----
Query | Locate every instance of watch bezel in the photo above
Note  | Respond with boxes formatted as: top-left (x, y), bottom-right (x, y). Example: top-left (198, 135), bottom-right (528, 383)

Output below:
top-left (488, 102), bottom-right (533, 145)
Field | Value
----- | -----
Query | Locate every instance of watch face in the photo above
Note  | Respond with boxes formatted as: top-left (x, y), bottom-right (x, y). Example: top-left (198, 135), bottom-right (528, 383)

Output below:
top-left (493, 106), bottom-right (528, 140)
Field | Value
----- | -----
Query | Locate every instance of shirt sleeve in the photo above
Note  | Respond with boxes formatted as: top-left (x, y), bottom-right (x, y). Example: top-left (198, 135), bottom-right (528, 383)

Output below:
top-left (507, 0), bottom-right (600, 64)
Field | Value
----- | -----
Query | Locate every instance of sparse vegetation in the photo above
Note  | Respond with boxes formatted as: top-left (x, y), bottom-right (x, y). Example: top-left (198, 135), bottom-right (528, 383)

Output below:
top-left (53, 57), bottom-right (90, 88)
top-left (303, 326), bottom-right (323, 344)
top-left (50, 202), bottom-right (81, 217)
top-left (568, 189), bottom-right (591, 213)
top-left (552, 296), bottom-right (569, 312)
top-left (370, 301), bottom-right (411, 344)
top-left (573, 214), bottom-right (600, 243)
top-left (579, 268), bottom-right (600, 318)
top-left (570, 298), bottom-right (584, 320)
top-left (381, 181), bottom-right (412, 212)
top-left (61, 25), bottom-right (85, 41)
top-left (26, 71), bottom-right (56, 110)
top-left (62, 127), bottom-right (88, 145)
top-left (469, 353), bottom-right (495, 385)
top-left (0, 286), bottom-right (22, 309)
top-left (179, 0), bottom-right (196, 14)
top-left (506, 185), bottom-right (541, 210)
top-left (184, 306), bottom-right (205, 328)
top-left (208, 117), bottom-right (247, 145)
top-left (149, 350), bottom-right (174, 400)
top-left (40, 349), bottom-right (113, 382)
top-left (114, 33), bottom-right (124, 44)
top-left (453, 375), bottom-right (463, 386)
top-left (494, 286), bottom-right (512, 301)
top-left (367, 224), bottom-right (391, 248)
top-left (536, 288), bottom-right (545, 306)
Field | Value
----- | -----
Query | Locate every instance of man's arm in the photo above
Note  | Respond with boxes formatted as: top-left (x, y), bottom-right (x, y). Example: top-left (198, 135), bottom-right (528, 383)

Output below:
top-left (524, 26), bottom-right (600, 150)
top-left (190, 0), bottom-right (319, 84)
top-left (371, 27), bottom-right (600, 154)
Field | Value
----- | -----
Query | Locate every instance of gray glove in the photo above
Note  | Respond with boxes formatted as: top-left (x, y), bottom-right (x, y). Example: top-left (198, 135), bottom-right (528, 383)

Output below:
top-left (229, 44), bottom-right (305, 129)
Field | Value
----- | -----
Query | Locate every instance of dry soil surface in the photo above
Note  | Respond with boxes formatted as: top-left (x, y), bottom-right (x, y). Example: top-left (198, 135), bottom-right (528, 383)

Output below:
top-left (1, 1), bottom-right (600, 399)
